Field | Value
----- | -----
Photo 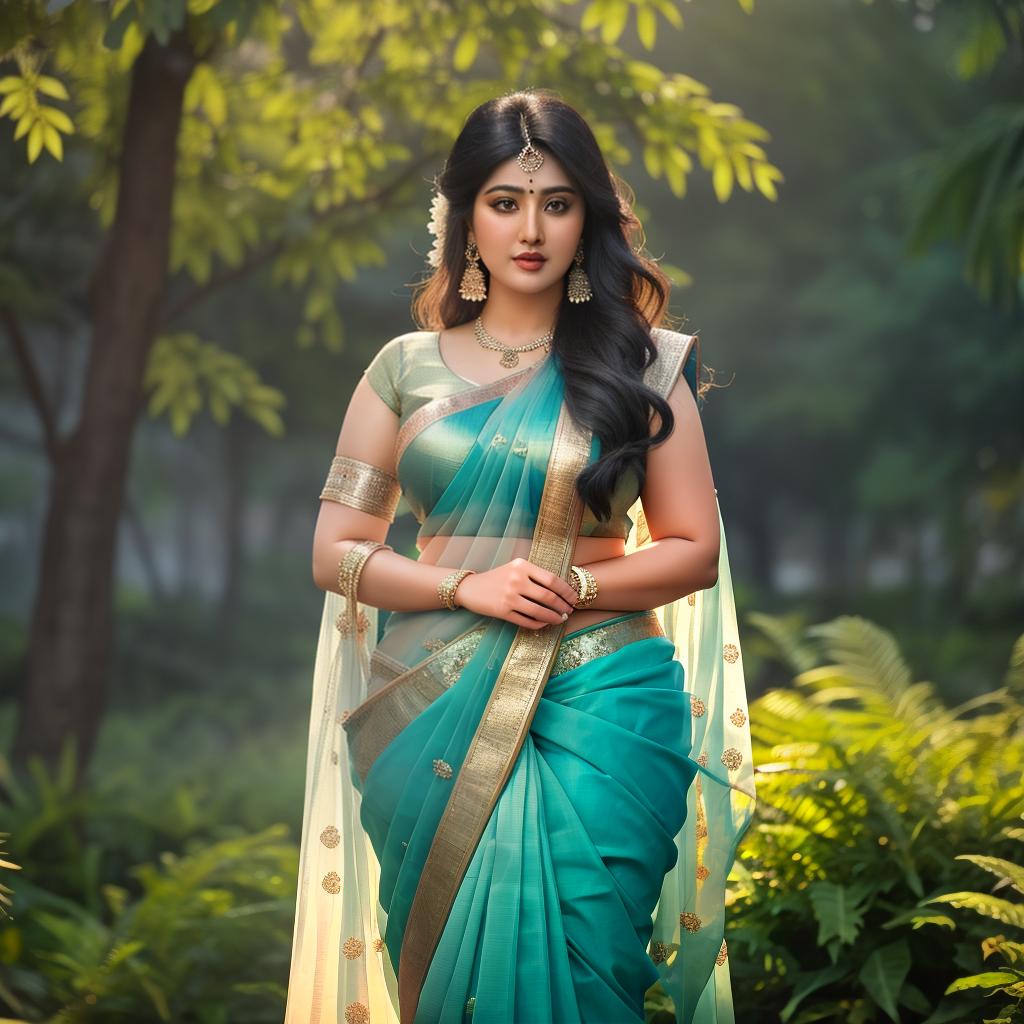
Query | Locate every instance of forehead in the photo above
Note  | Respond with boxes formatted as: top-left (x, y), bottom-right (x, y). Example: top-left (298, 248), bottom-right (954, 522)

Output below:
top-left (479, 150), bottom-right (575, 191)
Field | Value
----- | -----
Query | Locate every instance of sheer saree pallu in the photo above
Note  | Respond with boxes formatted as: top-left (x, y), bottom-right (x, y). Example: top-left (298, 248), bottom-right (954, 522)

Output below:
top-left (284, 330), bottom-right (756, 1024)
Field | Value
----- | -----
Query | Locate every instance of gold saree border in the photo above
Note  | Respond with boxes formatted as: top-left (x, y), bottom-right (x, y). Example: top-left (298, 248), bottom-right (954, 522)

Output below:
top-left (395, 362), bottom-right (539, 465)
top-left (397, 395), bottom-right (592, 1024)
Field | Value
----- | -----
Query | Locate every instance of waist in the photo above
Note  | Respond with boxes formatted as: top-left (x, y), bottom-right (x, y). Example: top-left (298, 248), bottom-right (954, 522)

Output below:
top-left (416, 534), bottom-right (626, 567)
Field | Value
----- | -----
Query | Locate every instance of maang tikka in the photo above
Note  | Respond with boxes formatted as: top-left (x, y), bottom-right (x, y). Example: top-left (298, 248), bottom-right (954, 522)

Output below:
top-left (430, 112), bottom-right (592, 303)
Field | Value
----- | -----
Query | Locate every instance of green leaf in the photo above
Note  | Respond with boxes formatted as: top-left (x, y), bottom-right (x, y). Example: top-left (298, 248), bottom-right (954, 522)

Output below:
top-left (453, 32), bottom-right (479, 72)
top-left (858, 939), bottom-right (911, 1022)
top-left (636, 7), bottom-right (656, 50)
top-left (945, 970), bottom-right (1019, 993)
top-left (779, 963), bottom-right (848, 1022)
top-left (26, 120), bottom-right (43, 163)
top-left (36, 74), bottom-right (69, 100)
top-left (808, 881), bottom-right (871, 946)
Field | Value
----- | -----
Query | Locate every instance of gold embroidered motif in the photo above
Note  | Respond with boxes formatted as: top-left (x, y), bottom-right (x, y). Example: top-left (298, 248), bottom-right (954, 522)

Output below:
top-left (723, 642), bottom-right (740, 663)
top-left (374, 937), bottom-right (385, 953)
top-left (344, 1003), bottom-right (370, 1024)
top-left (721, 747), bottom-right (743, 770)
top-left (422, 637), bottom-right (447, 652)
top-left (465, 996), bottom-right (477, 1015)
top-left (322, 871), bottom-right (341, 894)
top-left (696, 822), bottom-right (708, 840)
top-left (432, 758), bottom-right (453, 779)
top-left (687, 592), bottom-right (696, 606)
top-left (511, 440), bottom-right (528, 457)
top-left (489, 432), bottom-right (508, 448)
top-left (730, 707), bottom-right (747, 727)
top-left (696, 864), bottom-right (710, 881)
top-left (320, 454), bottom-right (401, 522)
top-left (552, 612), bottom-right (663, 676)
top-left (716, 938), bottom-right (728, 965)
top-left (320, 825), bottom-right (340, 848)
top-left (697, 752), bottom-right (709, 767)
top-left (650, 941), bottom-right (669, 964)
top-left (342, 936), bottom-right (364, 959)
top-left (436, 629), bottom-right (485, 685)
top-left (691, 696), bottom-right (706, 717)
top-left (680, 911), bottom-right (702, 933)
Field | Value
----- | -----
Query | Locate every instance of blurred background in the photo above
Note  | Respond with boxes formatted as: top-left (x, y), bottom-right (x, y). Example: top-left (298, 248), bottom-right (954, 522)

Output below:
top-left (0, 0), bottom-right (1021, 1020)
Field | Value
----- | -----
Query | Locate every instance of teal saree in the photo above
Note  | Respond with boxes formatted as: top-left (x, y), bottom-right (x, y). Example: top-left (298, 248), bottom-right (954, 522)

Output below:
top-left (285, 329), bottom-right (755, 1024)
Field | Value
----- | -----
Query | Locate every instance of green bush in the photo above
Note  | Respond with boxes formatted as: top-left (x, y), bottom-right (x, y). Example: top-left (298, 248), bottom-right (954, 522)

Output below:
top-left (731, 615), bottom-right (1024, 1023)
top-left (0, 750), bottom-right (296, 1021)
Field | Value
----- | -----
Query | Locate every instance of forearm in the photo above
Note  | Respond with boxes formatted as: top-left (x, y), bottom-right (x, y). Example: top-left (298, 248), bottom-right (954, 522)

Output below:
top-left (576, 537), bottom-right (718, 611)
top-left (313, 539), bottom-right (459, 613)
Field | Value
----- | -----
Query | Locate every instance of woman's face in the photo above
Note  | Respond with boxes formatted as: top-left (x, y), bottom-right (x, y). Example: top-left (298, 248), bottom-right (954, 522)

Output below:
top-left (469, 149), bottom-right (585, 297)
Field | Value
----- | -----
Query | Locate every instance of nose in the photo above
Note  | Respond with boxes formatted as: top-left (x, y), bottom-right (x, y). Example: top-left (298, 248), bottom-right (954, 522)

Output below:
top-left (520, 202), bottom-right (542, 244)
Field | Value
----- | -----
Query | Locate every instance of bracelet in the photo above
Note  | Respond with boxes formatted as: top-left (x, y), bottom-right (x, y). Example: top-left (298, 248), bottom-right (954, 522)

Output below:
top-left (438, 569), bottom-right (476, 611)
top-left (320, 455), bottom-right (401, 523)
top-left (569, 564), bottom-right (598, 608)
top-left (335, 540), bottom-right (392, 636)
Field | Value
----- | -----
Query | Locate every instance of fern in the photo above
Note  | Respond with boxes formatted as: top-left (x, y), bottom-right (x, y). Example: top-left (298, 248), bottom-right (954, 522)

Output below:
top-left (733, 616), bottom-right (1024, 1023)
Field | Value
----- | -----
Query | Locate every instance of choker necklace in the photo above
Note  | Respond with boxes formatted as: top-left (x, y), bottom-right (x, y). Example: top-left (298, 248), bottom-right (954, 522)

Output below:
top-left (474, 315), bottom-right (553, 369)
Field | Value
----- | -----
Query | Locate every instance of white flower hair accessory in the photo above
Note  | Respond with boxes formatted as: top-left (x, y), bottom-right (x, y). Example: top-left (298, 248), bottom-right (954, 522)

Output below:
top-left (426, 189), bottom-right (450, 269)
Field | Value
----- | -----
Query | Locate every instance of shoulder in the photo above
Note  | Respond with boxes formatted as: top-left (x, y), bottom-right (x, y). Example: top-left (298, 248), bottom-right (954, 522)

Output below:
top-left (365, 330), bottom-right (436, 370)
top-left (646, 327), bottom-right (700, 398)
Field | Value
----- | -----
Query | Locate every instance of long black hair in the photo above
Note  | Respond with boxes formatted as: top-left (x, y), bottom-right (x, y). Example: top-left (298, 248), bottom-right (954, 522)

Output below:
top-left (412, 88), bottom-right (689, 524)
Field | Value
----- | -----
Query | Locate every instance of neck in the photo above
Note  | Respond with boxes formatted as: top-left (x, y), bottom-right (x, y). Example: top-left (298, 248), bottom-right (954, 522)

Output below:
top-left (477, 279), bottom-right (562, 342)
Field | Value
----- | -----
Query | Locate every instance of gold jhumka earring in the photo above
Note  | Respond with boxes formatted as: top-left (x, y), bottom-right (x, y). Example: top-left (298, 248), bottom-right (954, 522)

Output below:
top-left (567, 241), bottom-right (592, 303)
top-left (459, 234), bottom-right (488, 302)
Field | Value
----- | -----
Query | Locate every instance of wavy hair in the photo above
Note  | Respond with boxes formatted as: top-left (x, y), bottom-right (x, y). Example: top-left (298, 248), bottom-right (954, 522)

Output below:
top-left (411, 88), bottom-right (706, 524)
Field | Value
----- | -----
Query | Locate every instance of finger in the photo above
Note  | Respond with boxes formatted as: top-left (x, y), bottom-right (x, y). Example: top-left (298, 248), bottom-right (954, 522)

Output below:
top-left (528, 563), bottom-right (580, 606)
top-left (515, 595), bottom-right (564, 624)
top-left (507, 611), bottom-right (551, 631)
top-left (523, 579), bottom-right (574, 617)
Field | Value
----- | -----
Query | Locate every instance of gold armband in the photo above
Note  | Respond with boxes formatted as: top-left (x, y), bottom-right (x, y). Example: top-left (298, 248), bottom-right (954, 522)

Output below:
top-left (319, 455), bottom-right (401, 523)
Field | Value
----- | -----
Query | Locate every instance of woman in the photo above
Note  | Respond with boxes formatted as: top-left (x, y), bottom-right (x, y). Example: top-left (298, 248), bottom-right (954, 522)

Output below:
top-left (285, 90), bottom-right (755, 1024)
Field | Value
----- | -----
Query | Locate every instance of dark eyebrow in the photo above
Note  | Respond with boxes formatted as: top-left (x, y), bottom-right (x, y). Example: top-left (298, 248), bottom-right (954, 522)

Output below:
top-left (484, 184), bottom-right (577, 196)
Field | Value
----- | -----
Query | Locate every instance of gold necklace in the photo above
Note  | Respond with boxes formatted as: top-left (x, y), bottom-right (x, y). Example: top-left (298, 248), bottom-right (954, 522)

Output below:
top-left (473, 315), bottom-right (553, 369)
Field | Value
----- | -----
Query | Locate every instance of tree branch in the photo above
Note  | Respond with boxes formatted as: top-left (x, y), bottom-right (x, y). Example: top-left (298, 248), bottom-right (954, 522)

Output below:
top-left (1, 304), bottom-right (62, 462)
top-left (160, 151), bottom-right (440, 328)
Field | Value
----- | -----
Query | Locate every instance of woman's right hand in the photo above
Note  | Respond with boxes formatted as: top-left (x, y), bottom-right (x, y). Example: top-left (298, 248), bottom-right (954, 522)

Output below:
top-left (454, 557), bottom-right (579, 630)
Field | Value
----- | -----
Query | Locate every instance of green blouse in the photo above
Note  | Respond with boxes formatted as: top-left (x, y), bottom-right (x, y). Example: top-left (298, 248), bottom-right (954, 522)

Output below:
top-left (363, 330), bottom-right (698, 540)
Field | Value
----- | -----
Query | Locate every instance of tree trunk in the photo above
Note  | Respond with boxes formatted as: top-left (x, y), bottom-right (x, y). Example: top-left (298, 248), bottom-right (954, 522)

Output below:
top-left (10, 32), bottom-right (194, 784)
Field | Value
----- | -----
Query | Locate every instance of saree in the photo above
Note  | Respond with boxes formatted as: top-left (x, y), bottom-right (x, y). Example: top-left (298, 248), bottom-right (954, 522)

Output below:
top-left (285, 329), bottom-right (756, 1024)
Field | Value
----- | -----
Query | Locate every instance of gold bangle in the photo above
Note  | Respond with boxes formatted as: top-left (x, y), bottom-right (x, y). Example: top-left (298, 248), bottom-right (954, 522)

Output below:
top-left (335, 540), bottom-right (392, 636)
top-left (569, 564), bottom-right (598, 608)
top-left (438, 569), bottom-right (476, 611)
top-left (320, 455), bottom-right (401, 523)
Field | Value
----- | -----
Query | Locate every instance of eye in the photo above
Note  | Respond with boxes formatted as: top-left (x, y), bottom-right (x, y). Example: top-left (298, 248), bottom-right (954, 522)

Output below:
top-left (491, 197), bottom-right (572, 213)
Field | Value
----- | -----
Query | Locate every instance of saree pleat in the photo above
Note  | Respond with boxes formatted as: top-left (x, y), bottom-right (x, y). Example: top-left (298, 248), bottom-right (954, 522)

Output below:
top-left (284, 328), bottom-right (755, 1024)
top-left (413, 623), bottom-right (695, 1022)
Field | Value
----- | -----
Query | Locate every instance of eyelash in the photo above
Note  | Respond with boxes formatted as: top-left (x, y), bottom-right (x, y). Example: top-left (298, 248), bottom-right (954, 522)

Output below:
top-left (491, 198), bottom-right (571, 213)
